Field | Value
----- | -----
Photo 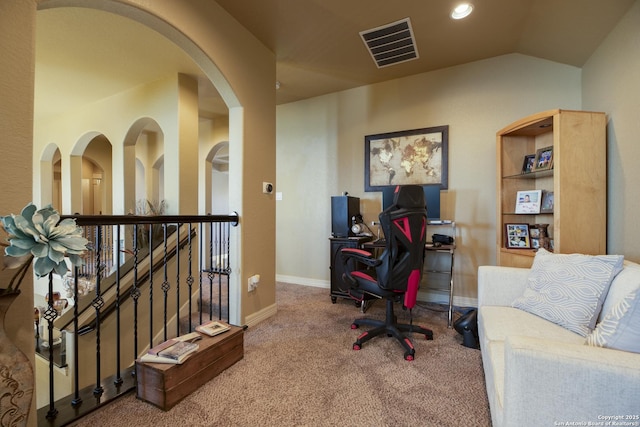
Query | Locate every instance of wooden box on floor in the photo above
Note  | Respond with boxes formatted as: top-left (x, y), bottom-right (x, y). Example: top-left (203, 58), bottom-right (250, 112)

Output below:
top-left (136, 325), bottom-right (244, 410)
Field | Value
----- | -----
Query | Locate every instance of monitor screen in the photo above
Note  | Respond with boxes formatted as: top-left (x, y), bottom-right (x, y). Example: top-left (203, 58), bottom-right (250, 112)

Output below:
top-left (381, 186), bottom-right (441, 220)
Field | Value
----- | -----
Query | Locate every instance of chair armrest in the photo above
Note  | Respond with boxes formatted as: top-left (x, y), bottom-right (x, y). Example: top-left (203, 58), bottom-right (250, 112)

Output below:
top-left (502, 335), bottom-right (640, 425)
top-left (477, 265), bottom-right (529, 307)
top-left (340, 247), bottom-right (382, 268)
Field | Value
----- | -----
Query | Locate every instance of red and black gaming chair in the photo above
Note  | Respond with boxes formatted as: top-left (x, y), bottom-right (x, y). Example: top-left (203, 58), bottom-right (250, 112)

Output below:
top-left (340, 185), bottom-right (433, 360)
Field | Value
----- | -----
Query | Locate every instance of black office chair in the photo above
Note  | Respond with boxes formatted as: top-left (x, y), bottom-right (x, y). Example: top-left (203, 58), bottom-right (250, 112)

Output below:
top-left (340, 185), bottom-right (433, 360)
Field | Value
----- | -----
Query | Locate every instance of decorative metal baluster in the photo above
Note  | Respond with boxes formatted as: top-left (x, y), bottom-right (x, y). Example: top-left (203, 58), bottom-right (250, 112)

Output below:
top-left (114, 224), bottom-right (123, 386)
top-left (186, 223), bottom-right (194, 332)
top-left (175, 223), bottom-right (181, 336)
top-left (215, 222), bottom-right (222, 321)
top-left (162, 223), bottom-right (170, 341)
top-left (71, 266), bottom-right (82, 407)
top-left (92, 225), bottom-right (105, 397)
top-left (198, 222), bottom-right (204, 326)
top-left (148, 225), bottom-right (153, 347)
top-left (131, 224), bottom-right (141, 358)
top-left (208, 221), bottom-right (215, 321)
top-left (45, 272), bottom-right (58, 420)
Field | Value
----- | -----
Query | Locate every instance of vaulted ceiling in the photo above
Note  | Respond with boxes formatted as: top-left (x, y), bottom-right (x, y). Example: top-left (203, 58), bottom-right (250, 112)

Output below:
top-left (35, 1), bottom-right (636, 119)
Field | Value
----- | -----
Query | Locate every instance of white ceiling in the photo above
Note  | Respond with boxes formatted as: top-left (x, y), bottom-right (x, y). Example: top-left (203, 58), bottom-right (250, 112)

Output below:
top-left (35, 1), bottom-right (636, 119)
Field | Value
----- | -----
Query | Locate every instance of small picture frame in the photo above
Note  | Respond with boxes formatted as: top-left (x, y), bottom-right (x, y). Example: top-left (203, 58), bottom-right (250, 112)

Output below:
top-left (541, 191), bottom-right (554, 213)
top-left (505, 223), bottom-right (531, 249)
top-left (531, 238), bottom-right (540, 249)
top-left (521, 154), bottom-right (536, 174)
top-left (534, 146), bottom-right (554, 171)
top-left (515, 190), bottom-right (542, 214)
top-left (529, 225), bottom-right (540, 239)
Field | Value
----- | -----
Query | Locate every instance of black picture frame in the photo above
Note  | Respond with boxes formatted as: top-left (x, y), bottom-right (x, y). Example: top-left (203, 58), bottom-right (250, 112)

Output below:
top-left (521, 154), bottom-right (536, 174)
top-left (364, 125), bottom-right (449, 191)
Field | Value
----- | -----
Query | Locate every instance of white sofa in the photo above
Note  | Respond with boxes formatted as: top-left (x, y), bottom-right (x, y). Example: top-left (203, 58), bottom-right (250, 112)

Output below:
top-left (478, 258), bottom-right (640, 427)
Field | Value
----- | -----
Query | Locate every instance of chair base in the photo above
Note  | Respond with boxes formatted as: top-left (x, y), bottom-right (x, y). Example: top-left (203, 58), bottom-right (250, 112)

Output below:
top-left (351, 298), bottom-right (433, 360)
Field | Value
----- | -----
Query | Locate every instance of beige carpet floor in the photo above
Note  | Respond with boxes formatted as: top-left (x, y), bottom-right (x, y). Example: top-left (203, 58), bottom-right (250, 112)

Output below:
top-left (71, 282), bottom-right (491, 427)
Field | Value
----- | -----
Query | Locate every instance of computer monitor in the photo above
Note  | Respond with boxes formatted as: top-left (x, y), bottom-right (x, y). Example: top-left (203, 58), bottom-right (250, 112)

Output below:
top-left (381, 185), bottom-right (441, 220)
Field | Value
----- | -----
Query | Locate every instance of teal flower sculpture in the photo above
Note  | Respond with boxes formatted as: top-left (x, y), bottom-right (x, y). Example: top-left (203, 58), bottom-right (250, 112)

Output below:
top-left (1, 204), bottom-right (89, 279)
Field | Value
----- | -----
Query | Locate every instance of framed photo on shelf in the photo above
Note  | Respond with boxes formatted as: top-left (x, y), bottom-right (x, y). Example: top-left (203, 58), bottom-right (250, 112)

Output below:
top-left (534, 146), bottom-right (554, 171)
top-left (505, 223), bottom-right (531, 249)
top-left (531, 238), bottom-right (540, 249)
top-left (364, 125), bottom-right (449, 191)
top-left (529, 225), bottom-right (540, 239)
top-left (521, 154), bottom-right (536, 174)
top-left (515, 190), bottom-right (542, 214)
top-left (541, 191), bottom-right (554, 213)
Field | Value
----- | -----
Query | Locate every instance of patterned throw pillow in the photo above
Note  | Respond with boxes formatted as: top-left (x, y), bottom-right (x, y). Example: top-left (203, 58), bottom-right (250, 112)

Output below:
top-left (512, 249), bottom-right (624, 337)
top-left (587, 289), bottom-right (640, 353)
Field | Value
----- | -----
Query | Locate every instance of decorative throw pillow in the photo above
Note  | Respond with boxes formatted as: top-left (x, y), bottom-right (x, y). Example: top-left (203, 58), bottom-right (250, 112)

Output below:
top-left (512, 249), bottom-right (624, 336)
top-left (587, 289), bottom-right (640, 353)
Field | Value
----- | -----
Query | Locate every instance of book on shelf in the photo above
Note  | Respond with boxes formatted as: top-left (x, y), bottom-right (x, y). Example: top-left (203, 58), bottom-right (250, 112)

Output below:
top-left (195, 320), bottom-right (231, 337)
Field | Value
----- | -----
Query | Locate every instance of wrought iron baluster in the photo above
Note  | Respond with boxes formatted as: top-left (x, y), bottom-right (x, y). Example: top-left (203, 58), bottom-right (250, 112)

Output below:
top-left (71, 266), bottom-right (82, 406)
top-left (175, 222), bottom-right (182, 336)
top-left (162, 223), bottom-right (170, 341)
top-left (114, 224), bottom-right (123, 386)
top-left (45, 272), bottom-right (58, 420)
top-left (131, 224), bottom-right (141, 358)
top-left (92, 224), bottom-right (105, 397)
top-left (187, 223), bottom-right (194, 332)
top-left (148, 224), bottom-right (153, 347)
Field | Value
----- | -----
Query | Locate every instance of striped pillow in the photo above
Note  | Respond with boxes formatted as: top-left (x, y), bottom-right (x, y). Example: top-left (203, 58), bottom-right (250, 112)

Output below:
top-left (587, 289), bottom-right (640, 353)
top-left (512, 249), bottom-right (624, 337)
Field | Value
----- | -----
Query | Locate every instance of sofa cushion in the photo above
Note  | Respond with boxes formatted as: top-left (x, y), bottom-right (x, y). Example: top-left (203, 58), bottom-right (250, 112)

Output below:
top-left (512, 249), bottom-right (624, 337)
top-left (479, 306), bottom-right (584, 344)
top-left (587, 289), bottom-right (640, 353)
top-left (599, 261), bottom-right (640, 322)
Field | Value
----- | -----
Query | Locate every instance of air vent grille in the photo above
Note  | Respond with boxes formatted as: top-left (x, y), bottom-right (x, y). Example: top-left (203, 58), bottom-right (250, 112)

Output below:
top-left (360, 18), bottom-right (419, 68)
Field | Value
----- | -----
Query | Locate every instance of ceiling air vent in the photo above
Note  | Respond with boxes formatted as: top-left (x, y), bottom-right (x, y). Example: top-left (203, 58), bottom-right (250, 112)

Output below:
top-left (360, 17), bottom-right (419, 68)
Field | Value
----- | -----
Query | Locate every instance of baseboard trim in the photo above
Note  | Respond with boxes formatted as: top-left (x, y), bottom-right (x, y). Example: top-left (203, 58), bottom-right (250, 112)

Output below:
top-left (244, 302), bottom-right (277, 328)
top-left (276, 275), bottom-right (477, 308)
top-left (276, 274), bottom-right (330, 289)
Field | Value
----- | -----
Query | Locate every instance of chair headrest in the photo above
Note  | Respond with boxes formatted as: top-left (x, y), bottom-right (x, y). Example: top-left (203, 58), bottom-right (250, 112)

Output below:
top-left (392, 185), bottom-right (426, 209)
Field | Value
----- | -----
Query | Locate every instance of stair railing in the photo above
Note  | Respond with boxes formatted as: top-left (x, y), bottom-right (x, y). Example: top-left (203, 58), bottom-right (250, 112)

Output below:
top-left (35, 213), bottom-right (239, 426)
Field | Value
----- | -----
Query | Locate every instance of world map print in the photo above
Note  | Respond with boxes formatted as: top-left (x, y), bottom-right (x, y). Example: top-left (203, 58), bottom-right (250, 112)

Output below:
top-left (368, 131), bottom-right (443, 187)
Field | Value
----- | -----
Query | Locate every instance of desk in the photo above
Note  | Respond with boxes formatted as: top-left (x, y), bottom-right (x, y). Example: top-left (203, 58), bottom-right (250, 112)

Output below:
top-left (424, 220), bottom-right (456, 327)
top-left (329, 236), bottom-right (373, 311)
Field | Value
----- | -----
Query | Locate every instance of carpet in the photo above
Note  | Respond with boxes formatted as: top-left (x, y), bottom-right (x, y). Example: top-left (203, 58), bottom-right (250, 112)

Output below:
top-left (71, 282), bottom-right (491, 426)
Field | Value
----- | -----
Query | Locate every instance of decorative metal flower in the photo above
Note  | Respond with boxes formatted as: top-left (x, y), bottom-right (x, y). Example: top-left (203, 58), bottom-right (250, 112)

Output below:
top-left (1, 204), bottom-right (89, 279)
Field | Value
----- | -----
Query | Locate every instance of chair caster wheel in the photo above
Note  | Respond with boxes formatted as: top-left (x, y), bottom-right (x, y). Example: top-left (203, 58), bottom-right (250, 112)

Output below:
top-left (351, 323), bottom-right (358, 329)
top-left (425, 334), bottom-right (434, 340)
top-left (353, 343), bottom-right (361, 351)
top-left (404, 351), bottom-right (415, 361)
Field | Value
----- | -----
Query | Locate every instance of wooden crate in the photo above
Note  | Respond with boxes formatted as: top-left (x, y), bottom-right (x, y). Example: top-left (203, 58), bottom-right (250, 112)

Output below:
top-left (136, 325), bottom-right (244, 410)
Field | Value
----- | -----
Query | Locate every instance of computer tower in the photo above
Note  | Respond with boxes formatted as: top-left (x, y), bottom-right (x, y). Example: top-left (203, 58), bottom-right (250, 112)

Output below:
top-left (331, 195), bottom-right (360, 237)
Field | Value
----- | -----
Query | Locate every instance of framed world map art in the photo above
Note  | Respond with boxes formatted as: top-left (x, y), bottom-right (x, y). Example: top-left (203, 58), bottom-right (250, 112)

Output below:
top-left (364, 125), bottom-right (449, 191)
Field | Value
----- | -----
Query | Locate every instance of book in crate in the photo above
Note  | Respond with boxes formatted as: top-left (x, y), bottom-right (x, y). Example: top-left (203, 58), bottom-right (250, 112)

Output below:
top-left (140, 332), bottom-right (201, 364)
top-left (196, 320), bottom-right (231, 337)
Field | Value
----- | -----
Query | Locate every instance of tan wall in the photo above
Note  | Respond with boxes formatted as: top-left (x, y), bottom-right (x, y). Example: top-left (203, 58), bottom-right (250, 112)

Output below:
top-left (0, 1), bottom-right (37, 425)
top-left (276, 53), bottom-right (582, 304)
top-left (582, 0), bottom-right (640, 262)
top-left (34, 0), bottom-right (276, 325)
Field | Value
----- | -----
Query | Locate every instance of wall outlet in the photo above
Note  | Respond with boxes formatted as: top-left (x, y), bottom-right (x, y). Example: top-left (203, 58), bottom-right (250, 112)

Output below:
top-left (248, 274), bottom-right (260, 292)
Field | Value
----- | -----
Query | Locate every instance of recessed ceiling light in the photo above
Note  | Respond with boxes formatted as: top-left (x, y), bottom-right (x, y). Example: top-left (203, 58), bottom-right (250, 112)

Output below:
top-left (451, 3), bottom-right (473, 20)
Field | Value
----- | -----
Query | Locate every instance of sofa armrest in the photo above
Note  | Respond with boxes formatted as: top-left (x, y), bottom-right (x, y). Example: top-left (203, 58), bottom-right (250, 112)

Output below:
top-left (503, 335), bottom-right (640, 426)
top-left (477, 265), bottom-right (529, 307)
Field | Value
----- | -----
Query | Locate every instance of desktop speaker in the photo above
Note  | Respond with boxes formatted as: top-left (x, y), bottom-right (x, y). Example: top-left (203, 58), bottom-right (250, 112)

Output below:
top-left (331, 195), bottom-right (360, 237)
